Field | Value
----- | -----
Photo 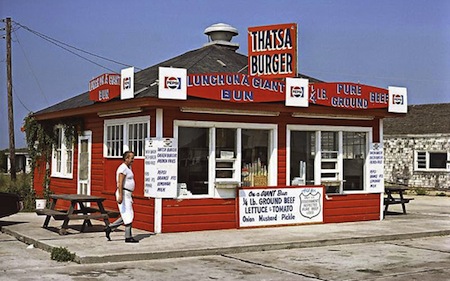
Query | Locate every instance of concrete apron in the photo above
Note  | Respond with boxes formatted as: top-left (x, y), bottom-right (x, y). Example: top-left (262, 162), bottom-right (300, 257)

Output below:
top-left (1, 196), bottom-right (450, 264)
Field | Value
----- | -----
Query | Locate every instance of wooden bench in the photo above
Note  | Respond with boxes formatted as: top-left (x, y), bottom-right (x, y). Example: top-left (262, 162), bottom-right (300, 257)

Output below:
top-left (35, 208), bottom-right (68, 220)
top-left (384, 197), bottom-right (414, 205)
top-left (75, 207), bottom-right (120, 218)
top-left (384, 195), bottom-right (414, 216)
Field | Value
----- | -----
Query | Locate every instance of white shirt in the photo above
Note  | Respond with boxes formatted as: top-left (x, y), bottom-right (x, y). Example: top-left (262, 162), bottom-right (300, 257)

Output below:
top-left (116, 163), bottom-right (135, 192)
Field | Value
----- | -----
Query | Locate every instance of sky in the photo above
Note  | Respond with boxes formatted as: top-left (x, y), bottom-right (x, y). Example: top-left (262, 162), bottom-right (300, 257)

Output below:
top-left (0, 0), bottom-right (449, 149)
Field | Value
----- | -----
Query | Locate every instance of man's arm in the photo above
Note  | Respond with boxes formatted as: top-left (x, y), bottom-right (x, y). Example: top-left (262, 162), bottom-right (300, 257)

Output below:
top-left (117, 173), bottom-right (125, 204)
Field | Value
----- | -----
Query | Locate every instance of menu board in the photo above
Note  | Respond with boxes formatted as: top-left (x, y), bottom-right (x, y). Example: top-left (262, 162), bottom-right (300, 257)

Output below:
top-left (144, 138), bottom-right (178, 198)
top-left (367, 142), bottom-right (384, 193)
top-left (239, 187), bottom-right (323, 227)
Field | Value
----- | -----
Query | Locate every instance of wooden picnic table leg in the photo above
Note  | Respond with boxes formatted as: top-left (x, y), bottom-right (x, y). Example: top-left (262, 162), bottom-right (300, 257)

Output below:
top-left (384, 190), bottom-right (394, 217)
top-left (77, 202), bottom-right (93, 232)
top-left (399, 191), bottom-right (407, 214)
top-left (43, 198), bottom-right (57, 228)
top-left (59, 201), bottom-right (75, 235)
top-left (97, 201), bottom-right (110, 227)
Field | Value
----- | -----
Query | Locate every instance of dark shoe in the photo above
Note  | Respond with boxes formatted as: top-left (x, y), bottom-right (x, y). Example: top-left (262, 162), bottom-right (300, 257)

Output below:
top-left (105, 226), bottom-right (112, 241)
top-left (125, 237), bottom-right (139, 243)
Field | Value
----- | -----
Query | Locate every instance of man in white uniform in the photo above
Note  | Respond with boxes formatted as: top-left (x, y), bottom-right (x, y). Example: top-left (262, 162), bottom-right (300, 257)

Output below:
top-left (105, 151), bottom-right (138, 243)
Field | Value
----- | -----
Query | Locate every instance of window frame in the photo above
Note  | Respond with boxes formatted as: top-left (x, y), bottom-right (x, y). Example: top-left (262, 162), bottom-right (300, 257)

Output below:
top-left (51, 125), bottom-right (74, 179)
top-left (104, 116), bottom-right (150, 159)
top-left (174, 120), bottom-right (277, 198)
top-left (287, 125), bottom-right (372, 194)
top-left (414, 150), bottom-right (450, 172)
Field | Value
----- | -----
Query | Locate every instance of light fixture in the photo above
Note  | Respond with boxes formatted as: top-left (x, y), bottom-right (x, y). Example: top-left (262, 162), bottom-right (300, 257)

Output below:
top-left (98, 107), bottom-right (143, 117)
top-left (180, 107), bottom-right (280, 116)
top-left (292, 113), bottom-right (374, 120)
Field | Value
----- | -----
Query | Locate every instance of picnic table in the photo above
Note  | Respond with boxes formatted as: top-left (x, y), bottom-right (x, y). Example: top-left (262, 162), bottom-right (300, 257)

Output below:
top-left (384, 186), bottom-right (414, 217)
top-left (36, 194), bottom-right (113, 235)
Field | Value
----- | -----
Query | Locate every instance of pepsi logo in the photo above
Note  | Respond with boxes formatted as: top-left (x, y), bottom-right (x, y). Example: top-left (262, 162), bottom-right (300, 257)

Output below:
top-left (122, 77), bottom-right (131, 90)
top-left (291, 86), bottom-right (304, 98)
top-left (165, 76), bottom-right (181, 90)
top-left (392, 94), bottom-right (403, 105)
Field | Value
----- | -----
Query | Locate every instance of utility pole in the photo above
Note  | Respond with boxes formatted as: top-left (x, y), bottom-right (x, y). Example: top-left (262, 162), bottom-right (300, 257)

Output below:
top-left (5, 17), bottom-right (16, 181)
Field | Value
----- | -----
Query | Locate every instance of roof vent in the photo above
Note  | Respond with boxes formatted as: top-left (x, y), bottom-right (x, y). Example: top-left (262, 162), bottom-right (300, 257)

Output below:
top-left (204, 23), bottom-right (239, 50)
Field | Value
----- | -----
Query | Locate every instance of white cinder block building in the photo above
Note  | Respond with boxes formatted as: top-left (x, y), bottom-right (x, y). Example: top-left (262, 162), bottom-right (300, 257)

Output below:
top-left (384, 103), bottom-right (450, 189)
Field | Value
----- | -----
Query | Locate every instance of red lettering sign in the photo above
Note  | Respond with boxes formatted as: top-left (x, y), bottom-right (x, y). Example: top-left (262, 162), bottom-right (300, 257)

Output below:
top-left (309, 82), bottom-right (389, 110)
top-left (187, 73), bottom-right (285, 102)
top-left (89, 73), bottom-right (121, 102)
top-left (248, 23), bottom-right (297, 79)
top-left (186, 73), bottom-right (390, 110)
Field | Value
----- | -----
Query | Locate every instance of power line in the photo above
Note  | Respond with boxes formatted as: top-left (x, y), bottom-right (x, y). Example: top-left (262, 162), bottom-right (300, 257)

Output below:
top-left (13, 29), bottom-right (50, 106)
top-left (13, 88), bottom-right (32, 112)
top-left (13, 21), bottom-right (142, 73)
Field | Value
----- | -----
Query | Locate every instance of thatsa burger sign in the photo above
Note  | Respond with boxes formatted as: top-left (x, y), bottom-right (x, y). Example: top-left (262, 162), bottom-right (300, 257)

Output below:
top-left (248, 23), bottom-right (297, 79)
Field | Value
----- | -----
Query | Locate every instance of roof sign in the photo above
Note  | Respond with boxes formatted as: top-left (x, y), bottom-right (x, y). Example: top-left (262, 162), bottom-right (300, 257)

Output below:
top-left (309, 82), bottom-right (392, 110)
top-left (88, 73), bottom-right (121, 102)
top-left (248, 23), bottom-right (297, 79)
top-left (388, 86), bottom-right (408, 113)
top-left (158, 67), bottom-right (187, 100)
top-left (121, 67), bottom-right (135, 100)
top-left (187, 73), bottom-right (284, 102)
top-left (285, 78), bottom-right (309, 107)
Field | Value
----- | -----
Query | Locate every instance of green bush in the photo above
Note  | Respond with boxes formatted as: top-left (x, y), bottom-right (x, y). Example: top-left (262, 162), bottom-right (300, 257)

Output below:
top-left (0, 173), bottom-right (36, 211)
top-left (413, 187), bottom-right (429, 196)
top-left (51, 247), bottom-right (75, 262)
top-left (436, 192), bottom-right (447, 197)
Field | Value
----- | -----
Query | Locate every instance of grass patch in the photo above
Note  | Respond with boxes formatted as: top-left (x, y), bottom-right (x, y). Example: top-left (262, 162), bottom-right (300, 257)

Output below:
top-left (413, 187), bottom-right (429, 196)
top-left (51, 247), bottom-right (76, 262)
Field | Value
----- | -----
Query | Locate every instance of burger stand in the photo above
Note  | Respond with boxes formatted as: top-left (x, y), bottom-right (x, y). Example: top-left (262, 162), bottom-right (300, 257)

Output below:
top-left (34, 23), bottom-right (408, 234)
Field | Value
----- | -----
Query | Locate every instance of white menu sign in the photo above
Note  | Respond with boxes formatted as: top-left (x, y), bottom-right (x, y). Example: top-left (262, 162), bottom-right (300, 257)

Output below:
top-left (239, 187), bottom-right (323, 227)
top-left (367, 142), bottom-right (384, 193)
top-left (144, 138), bottom-right (178, 198)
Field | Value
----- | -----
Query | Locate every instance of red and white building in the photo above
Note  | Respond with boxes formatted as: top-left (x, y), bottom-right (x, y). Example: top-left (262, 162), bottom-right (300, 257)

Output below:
top-left (31, 23), bottom-right (407, 233)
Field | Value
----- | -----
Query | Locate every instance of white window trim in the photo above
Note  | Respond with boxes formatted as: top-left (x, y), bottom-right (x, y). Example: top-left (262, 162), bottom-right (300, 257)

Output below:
top-left (286, 124), bottom-right (372, 194)
top-left (414, 150), bottom-right (450, 172)
top-left (174, 120), bottom-right (278, 199)
top-left (103, 116), bottom-right (150, 159)
top-left (51, 125), bottom-right (74, 179)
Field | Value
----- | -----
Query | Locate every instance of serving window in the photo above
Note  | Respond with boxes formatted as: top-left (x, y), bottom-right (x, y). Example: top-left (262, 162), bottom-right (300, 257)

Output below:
top-left (175, 121), bottom-right (277, 198)
top-left (288, 125), bottom-right (371, 194)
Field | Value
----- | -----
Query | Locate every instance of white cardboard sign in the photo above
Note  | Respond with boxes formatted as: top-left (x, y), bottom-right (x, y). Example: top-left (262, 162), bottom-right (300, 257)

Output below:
top-left (367, 142), bottom-right (384, 193)
top-left (239, 187), bottom-right (323, 227)
top-left (144, 138), bottom-right (178, 198)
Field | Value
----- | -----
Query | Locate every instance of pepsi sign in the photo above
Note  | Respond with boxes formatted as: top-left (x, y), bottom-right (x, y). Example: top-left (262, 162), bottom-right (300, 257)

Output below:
top-left (158, 67), bottom-right (187, 100)
top-left (392, 94), bottom-right (404, 105)
top-left (388, 86), bottom-right (408, 113)
top-left (165, 77), bottom-right (181, 90)
top-left (291, 86), bottom-right (304, 98)
top-left (120, 67), bottom-right (134, 100)
top-left (285, 78), bottom-right (309, 107)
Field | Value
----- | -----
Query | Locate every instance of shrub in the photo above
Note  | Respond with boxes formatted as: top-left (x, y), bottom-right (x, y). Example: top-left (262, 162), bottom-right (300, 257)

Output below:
top-left (0, 173), bottom-right (36, 211)
top-left (436, 192), bottom-right (447, 197)
top-left (51, 247), bottom-right (75, 262)
top-left (414, 187), bottom-right (429, 196)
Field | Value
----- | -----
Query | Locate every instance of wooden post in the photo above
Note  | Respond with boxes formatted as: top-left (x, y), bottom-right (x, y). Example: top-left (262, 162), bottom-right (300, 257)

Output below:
top-left (6, 17), bottom-right (16, 180)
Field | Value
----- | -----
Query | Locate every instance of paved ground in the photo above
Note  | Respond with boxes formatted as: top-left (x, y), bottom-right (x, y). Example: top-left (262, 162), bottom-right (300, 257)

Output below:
top-left (1, 196), bottom-right (450, 264)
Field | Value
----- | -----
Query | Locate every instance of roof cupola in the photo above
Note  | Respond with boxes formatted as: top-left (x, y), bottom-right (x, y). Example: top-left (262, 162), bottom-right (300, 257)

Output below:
top-left (204, 23), bottom-right (239, 50)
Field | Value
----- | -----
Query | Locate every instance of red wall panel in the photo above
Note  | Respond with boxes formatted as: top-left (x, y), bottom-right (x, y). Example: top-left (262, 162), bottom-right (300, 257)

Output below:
top-left (323, 193), bottom-right (381, 223)
top-left (162, 198), bottom-right (236, 233)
